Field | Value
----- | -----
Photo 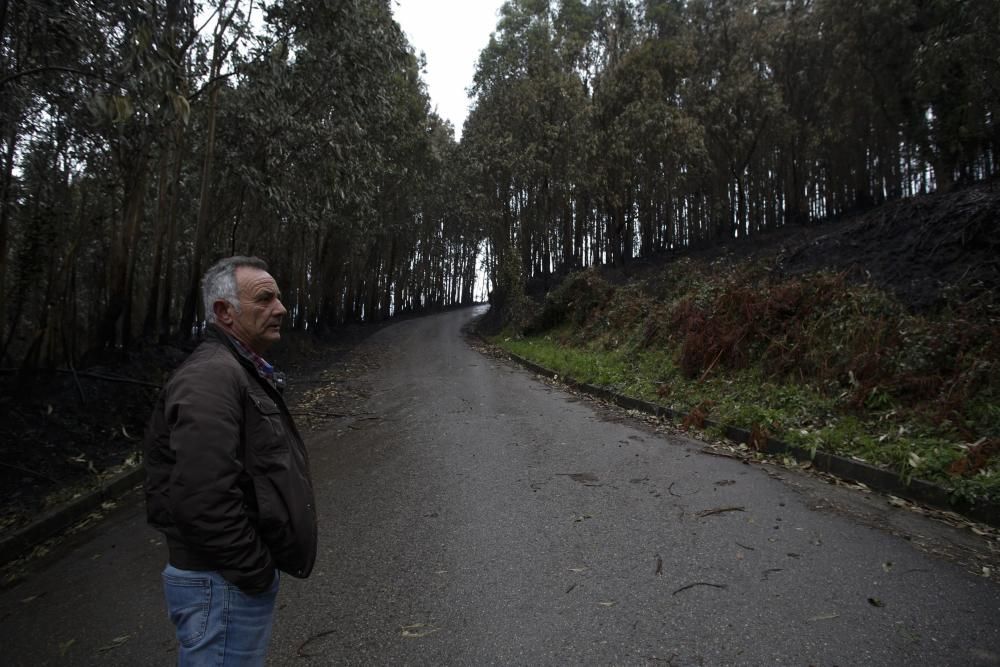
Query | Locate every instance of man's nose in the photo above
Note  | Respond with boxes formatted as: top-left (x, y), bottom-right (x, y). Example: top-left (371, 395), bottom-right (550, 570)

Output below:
top-left (275, 299), bottom-right (288, 316)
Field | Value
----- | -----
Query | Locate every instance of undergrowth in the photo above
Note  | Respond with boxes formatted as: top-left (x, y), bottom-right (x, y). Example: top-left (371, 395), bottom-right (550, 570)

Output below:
top-left (497, 263), bottom-right (1000, 505)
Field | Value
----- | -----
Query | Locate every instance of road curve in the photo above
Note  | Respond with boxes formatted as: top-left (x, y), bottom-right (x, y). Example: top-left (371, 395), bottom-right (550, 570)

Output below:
top-left (0, 306), bottom-right (998, 665)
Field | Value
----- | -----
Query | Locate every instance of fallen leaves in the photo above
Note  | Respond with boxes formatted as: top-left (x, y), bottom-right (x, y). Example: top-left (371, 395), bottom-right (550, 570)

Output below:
top-left (808, 612), bottom-right (840, 622)
top-left (96, 634), bottom-right (130, 653)
top-left (401, 623), bottom-right (441, 638)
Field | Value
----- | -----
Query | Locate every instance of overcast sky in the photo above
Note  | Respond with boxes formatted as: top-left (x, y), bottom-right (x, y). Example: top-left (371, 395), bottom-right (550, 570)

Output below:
top-left (392, 0), bottom-right (506, 139)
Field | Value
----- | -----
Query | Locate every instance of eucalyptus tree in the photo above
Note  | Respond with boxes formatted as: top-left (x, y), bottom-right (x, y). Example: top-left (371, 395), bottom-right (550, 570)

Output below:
top-left (590, 0), bottom-right (718, 260)
top-left (0, 0), bottom-right (201, 364)
top-left (0, 0), bottom-right (106, 364)
top-left (682, 0), bottom-right (782, 240)
top-left (588, 0), bottom-right (652, 263)
top-left (765, 0), bottom-right (828, 225)
top-left (467, 0), bottom-right (594, 315)
top-left (902, 0), bottom-right (1000, 189)
top-left (361, 44), bottom-right (436, 322)
top-left (207, 0), bottom-right (413, 328)
top-left (176, 0), bottom-right (257, 339)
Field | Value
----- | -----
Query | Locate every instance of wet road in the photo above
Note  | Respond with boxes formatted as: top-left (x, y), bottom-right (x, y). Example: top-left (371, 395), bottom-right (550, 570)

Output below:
top-left (1, 306), bottom-right (999, 665)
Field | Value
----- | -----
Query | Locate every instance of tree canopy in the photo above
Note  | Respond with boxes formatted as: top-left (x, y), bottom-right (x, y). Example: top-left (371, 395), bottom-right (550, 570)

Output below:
top-left (1, 0), bottom-right (480, 370)
top-left (463, 0), bottom-right (999, 320)
top-left (2, 0), bottom-right (995, 369)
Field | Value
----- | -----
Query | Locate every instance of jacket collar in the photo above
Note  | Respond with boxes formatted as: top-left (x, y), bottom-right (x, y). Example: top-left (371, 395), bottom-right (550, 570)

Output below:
top-left (206, 324), bottom-right (286, 392)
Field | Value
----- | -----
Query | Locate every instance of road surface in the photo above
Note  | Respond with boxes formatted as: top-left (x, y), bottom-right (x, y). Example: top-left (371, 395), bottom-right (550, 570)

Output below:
top-left (1, 306), bottom-right (998, 665)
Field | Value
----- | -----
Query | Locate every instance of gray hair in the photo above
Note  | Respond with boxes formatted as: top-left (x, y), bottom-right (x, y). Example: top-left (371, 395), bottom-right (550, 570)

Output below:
top-left (201, 256), bottom-right (268, 323)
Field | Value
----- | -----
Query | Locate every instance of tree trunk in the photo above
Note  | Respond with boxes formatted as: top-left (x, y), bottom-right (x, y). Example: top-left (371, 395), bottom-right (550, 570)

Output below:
top-left (143, 148), bottom-right (171, 338)
top-left (158, 129), bottom-right (185, 343)
top-left (0, 124), bottom-right (16, 363)
top-left (97, 158), bottom-right (148, 351)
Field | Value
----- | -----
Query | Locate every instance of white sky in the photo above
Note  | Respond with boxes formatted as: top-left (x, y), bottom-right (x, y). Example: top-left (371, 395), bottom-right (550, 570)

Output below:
top-left (392, 0), bottom-right (506, 139)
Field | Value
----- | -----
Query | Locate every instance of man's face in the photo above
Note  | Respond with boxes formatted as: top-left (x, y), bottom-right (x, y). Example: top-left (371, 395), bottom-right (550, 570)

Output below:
top-left (224, 267), bottom-right (287, 355)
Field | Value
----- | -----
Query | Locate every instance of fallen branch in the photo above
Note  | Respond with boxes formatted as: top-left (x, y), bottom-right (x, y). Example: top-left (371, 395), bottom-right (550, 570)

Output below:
top-left (297, 629), bottom-right (337, 657)
top-left (672, 582), bottom-right (727, 595)
top-left (696, 506), bottom-right (746, 518)
top-left (68, 362), bottom-right (86, 404)
top-left (699, 448), bottom-right (743, 460)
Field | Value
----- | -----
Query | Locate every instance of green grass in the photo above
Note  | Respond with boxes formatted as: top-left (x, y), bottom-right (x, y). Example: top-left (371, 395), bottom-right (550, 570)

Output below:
top-left (493, 335), bottom-right (1000, 501)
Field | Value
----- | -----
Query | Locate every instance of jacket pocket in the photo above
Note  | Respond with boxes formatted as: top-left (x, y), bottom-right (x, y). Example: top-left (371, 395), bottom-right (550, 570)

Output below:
top-left (252, 475), bottom-right (291, 540)
top-left (252, 474), bottom-right (308, 574)
top-left (247, 390), bottom-right (288, 448)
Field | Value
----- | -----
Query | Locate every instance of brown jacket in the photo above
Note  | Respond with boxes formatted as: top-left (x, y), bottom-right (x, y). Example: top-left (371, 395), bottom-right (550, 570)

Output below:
top-left (144, 325), bottom-right (317, 593)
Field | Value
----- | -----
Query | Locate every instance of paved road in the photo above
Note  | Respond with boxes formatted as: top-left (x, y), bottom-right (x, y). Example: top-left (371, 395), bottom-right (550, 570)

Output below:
top-left (1, 306), bottom-right (999, 666)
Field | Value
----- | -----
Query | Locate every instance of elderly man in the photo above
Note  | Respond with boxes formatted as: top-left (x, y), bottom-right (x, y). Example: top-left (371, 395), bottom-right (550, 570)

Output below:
top-left (144, 256), bottom-right (317, 665)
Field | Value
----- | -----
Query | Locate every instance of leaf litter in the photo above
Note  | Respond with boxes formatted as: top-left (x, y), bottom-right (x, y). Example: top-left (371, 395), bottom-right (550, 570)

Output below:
top-left (401, 623), bottom-right (441, 638)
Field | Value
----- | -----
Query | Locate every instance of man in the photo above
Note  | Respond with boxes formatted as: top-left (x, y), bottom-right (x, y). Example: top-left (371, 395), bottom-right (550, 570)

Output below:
top-left (144, 256), bottom-right (317, 665)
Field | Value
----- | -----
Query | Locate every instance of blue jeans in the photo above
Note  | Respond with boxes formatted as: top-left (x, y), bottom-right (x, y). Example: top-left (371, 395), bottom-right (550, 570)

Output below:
top-left (162, 564), bottom-right (279, 666)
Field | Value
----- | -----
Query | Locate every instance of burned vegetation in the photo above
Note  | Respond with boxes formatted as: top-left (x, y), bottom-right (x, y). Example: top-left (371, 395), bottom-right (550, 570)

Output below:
top-left (501, 181), bottom-right (1000, 504)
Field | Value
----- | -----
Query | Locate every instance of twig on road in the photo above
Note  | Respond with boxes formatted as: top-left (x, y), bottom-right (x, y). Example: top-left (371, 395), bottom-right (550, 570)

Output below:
top-left (699, 448), bottom-right (744, 461)
top-left (696, 506), bottom-right (746, 518)
top-left (672, 582), bottom-right (727, 595)
top-left (298, 629), bottom-right (337, 657)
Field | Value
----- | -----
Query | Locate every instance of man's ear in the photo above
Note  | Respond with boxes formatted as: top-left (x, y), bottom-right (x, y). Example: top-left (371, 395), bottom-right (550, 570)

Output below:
top-left (213, 299), bottom-right (233, 324)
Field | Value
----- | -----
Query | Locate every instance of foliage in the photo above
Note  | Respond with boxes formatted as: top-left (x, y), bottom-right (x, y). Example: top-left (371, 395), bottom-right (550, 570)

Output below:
top-left (0, 0), bottom-right (480, 371)
top-left (464, 0), bottom-right (999, 322)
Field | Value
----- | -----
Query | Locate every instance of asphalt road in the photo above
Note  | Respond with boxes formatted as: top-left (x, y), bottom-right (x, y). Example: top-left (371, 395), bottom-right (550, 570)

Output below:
top-left (1, 306), bottom-right (999, 666)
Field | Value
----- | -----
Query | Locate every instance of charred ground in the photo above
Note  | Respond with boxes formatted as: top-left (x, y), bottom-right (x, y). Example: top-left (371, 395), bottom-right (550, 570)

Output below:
top-left (594, 178), bottom-right (999, 313)
top-left (0, 326), bottom-right (376, 540)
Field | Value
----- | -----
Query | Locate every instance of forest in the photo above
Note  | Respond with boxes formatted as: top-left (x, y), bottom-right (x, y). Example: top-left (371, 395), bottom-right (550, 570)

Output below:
top-left (1, 0), bottom-right (998, 372)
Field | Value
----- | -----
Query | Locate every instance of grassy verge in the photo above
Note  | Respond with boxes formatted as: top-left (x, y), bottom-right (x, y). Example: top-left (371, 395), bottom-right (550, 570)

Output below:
top-left (493, 264), bottom-right (1000, 505)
